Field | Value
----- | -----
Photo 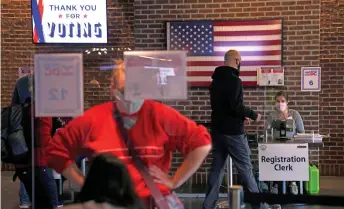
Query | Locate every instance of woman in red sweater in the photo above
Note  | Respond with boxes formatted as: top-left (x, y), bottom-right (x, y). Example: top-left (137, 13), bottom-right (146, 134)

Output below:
top-left (46, 59), bottom-right (212, 208)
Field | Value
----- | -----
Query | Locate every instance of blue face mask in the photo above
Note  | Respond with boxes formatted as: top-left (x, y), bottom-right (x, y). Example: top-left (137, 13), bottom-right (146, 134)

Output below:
top-left (114, 90), bottom-right (144, 114)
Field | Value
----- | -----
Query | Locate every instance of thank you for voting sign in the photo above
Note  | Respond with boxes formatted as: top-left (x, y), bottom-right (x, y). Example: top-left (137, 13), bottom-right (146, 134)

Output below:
top-left (258, 143), bottom-right (309, 181)
top-left (32, 0), bottom-right (107, 43)
top-left (34, 54), bottom-right (84, 117)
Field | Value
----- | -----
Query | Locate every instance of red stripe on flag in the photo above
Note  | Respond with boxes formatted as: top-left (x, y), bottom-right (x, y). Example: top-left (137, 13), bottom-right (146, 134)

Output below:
top-left (188, 81), bottom-right (257, 86)
top-left (187, 71), bottom-right (257, 77)
top-left (214, 29), bottom-right (281, 36)
top-left (242, 81), bottom-right (259, 86)
top-left (214, 20), bottom-right (282, 27)
top-left (213, 50), bottom-right (281, 56)
top-left (213, 40), bottom-right (281, 47)
top-left (33, 29), bottom-right (38, 43)
top-left (188, 60), bottom-right (281, 67)
top-left (188, 81), bottom-right (211, 86)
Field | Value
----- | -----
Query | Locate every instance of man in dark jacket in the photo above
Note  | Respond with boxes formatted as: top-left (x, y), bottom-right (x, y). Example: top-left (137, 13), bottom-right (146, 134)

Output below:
top-left (203, 50), bottom-right (264, 209)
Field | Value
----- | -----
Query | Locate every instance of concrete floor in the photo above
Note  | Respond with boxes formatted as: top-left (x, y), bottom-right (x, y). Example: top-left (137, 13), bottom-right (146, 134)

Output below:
top-left (1, 171), bottom-right (344, 209)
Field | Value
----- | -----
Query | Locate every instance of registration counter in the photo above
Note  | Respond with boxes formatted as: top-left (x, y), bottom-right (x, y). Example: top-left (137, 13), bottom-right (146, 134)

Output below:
top-left (257, 138), bottom-right (324, 195)
top-left (215, 136), bottom-right (324, 209)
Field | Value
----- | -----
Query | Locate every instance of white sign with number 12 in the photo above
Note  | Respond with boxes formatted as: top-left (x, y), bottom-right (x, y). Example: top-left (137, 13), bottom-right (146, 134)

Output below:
top-left (35, 54), bottom-right (84, 117)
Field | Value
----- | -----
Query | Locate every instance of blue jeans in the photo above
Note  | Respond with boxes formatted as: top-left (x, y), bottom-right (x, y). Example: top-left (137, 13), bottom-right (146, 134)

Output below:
top-left (16, 167), bottom-right (58, 209)
top-left (19, 182), bottom-right (31, 205)
top-left (203, 132), bottom-right (260, 209)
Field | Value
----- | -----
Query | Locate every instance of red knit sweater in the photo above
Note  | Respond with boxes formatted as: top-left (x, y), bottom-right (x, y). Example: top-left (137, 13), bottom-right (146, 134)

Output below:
top-left (46, 100), bottom-right (211, 198)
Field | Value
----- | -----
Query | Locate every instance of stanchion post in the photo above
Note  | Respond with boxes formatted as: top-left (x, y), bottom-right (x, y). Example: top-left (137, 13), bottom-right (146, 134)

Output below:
top-left (226, 156), bottom-right (233, 188)
top-left (228, 185), bottom-right (243, 209)
top-left (229, 157), bottom-right (233, 187)
top-left (217, 156), bottom-right (234, 209)
top-left (81, 158), bottom-right (86, 176)
top-left (226, 156), bottom-right (233, 206)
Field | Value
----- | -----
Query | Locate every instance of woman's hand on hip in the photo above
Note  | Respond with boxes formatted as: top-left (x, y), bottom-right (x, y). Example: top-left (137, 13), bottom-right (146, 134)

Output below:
top-left (149, 165), bottom-right (176, 190)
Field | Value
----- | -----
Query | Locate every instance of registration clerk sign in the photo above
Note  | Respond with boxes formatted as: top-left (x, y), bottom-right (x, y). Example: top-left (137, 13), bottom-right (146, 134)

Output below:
top-left (32, 0), bottom-right (107, 43)
top-left (258, 143), bottom-right (309, 181)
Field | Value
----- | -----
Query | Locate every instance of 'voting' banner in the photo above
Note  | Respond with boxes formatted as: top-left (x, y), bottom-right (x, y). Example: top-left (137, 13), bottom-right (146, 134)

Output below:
top-left (32, 0), bottom-right (107, 43)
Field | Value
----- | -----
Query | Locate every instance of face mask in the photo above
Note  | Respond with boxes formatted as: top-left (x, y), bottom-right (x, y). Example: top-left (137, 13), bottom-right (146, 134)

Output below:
top-left (114, 90), bottom-right (144, 114)
top-left (276, 102), bottom-right (287, 112)
top-left (237, 63), bottom-right (241, 71)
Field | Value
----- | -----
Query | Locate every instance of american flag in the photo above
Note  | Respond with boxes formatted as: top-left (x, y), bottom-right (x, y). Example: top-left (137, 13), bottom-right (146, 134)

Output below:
top-left (166, 19), bottom-right (283, 86)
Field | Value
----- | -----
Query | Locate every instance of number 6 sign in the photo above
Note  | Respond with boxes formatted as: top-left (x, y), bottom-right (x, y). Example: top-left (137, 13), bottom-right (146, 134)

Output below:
top-left (301, 67), bottom-right (321, 92)
top-left (35, 54), bottom-right (84, 117)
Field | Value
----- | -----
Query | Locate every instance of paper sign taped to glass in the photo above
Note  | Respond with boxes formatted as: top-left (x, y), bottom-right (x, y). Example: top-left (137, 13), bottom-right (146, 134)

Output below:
top-left (124, 51), bottom-right (188, 100)
top-left (34, 54), bottom-right (84, 117)
top-left (257, 67), bottom-right (284, 86)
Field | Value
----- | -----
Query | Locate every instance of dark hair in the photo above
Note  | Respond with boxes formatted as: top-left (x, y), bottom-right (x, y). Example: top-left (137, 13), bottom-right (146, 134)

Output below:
top-left (78, 154), bottom-right (142, 208)
top-left (274, 91), bottom-right (289, 101)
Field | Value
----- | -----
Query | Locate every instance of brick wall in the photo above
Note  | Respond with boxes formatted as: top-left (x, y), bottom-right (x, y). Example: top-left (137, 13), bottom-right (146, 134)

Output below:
top-left (319, 0), bottom-right (344, 176)
top-left (1, 0), bottom-right (135, 104)
top-left (1, 0), bottom-right (342, 176)
top-left (134, 0), bottom-right (323, 179)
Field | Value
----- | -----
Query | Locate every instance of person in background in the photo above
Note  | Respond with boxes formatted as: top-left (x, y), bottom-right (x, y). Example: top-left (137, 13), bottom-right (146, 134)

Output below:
top-left (62, 154), bottom-right (142, 209)
top-left (266, 91), bottom-right (305, 197)
top-left (266, 91), bottom-right (305, 134)
top-left (11, 74), bottom-right (59, 209)
top-left (84, 79), bottom-right (101, 110)
top-left (11, 75), bottom-right (32, 209)
top-left (46, 59), bottom-right (212, 209)
top-left (12, 75), bottom-right (39, 208)
top-left (18, 180), bottom-right (30, 209)
top-left (203, 50), bottom-right (268, 209)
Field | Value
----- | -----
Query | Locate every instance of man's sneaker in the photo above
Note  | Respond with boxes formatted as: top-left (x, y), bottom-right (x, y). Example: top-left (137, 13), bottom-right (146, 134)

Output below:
top-left (271, 184), bottom-right (279, 194)
top-left (271, 204), bottom-right (282, 209)
top-left (260, 203), bottom-right (270, 209)
top-left (19, 204), bottom-right (31, 209)
top-left (58, 201), bottom-right (64, 208)
top-left (289, 182), bottom-right (298, 195)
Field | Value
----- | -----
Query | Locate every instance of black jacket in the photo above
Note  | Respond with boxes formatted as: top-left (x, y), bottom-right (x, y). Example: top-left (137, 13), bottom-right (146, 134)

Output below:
top-left (209, 66), bottom-right (258, 135)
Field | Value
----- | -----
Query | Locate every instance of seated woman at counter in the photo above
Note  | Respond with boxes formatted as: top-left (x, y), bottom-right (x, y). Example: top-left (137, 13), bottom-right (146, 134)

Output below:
top-left (266, 91), bottom-right (305, 135)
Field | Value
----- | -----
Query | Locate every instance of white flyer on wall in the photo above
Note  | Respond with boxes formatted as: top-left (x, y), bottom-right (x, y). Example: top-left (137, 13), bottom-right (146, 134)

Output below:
top-left (34, 54), bottom-right (84, 117)
top-left (257, 67), bottom-right (284, 86)
top-left (124, 50), bottom-right (188, 100)
top-left (258, 143), bottom-right (309, 181)
top-left (301, 67), bottom-right (321, 91)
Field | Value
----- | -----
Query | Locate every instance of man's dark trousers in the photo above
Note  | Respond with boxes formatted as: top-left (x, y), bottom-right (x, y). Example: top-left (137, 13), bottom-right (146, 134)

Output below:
top-left (203, 131), bottom-right (260, 209)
